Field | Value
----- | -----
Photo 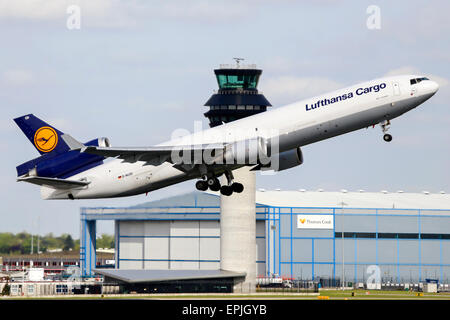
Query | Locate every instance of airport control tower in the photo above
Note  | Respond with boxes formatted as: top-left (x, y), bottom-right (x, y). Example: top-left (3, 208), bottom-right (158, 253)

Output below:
top-left (204, 58), bottom-right (271, 127)
top-left (204, 59), bottom-right (271, 293)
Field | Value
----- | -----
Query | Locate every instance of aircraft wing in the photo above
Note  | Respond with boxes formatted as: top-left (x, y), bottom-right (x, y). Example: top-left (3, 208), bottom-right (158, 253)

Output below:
top-left (17, 176), bottom-right (90, 189)
top-left (82, 144), bottom-right (226, 164)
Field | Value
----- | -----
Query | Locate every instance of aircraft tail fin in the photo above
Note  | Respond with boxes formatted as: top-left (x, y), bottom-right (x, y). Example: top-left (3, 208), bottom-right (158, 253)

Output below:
top-left (13, 114), bottom-right (70, 155)
top-left (14, 114), bottom-right (106, 181)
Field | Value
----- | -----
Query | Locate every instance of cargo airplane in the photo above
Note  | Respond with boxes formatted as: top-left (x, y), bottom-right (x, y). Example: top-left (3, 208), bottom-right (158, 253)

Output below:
top-left (14, 74), bottom-right (438, 199)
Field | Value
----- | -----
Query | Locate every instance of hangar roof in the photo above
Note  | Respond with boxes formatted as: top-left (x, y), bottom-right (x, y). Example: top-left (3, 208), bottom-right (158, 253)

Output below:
top-left (253, 190), bottom-right (450, 210)
top-left (82, 190), bottom-right (450, 220)
top-left (134, 190), bottom-right (450, 210)
top-left (134, 192), bottom-right (219, 208)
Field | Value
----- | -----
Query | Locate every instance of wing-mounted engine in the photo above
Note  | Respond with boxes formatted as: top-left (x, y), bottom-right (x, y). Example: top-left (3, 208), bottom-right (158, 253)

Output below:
top-left (252, 147), bottom-right (303, 172)
top-left (277, 147), bottom-right (303, 171)
top-left (221, 137), bottom-right (269, 165)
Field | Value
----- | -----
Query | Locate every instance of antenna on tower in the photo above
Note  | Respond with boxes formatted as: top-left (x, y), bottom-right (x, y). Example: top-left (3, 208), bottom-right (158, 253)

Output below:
top-left (233, 57), bottom-right (244, 67)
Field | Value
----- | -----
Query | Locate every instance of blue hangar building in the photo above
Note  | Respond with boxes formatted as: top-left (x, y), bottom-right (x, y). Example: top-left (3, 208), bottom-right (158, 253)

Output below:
top-left (81, 190), bottom-right (450, 289)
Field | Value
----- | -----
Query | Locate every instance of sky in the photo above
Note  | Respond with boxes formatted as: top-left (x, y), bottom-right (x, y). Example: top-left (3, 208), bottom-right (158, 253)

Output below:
top-left (0, 0), bottom-right (449, 237)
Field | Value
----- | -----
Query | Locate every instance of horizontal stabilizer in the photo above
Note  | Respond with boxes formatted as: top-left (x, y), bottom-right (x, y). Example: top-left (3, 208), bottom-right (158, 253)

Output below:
top-left (17, 176), bottom-right (90, 190)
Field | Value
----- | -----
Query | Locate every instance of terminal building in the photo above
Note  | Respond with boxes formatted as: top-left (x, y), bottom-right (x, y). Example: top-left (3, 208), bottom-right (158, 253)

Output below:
top-left (82, 190), bottom-right (450, 291)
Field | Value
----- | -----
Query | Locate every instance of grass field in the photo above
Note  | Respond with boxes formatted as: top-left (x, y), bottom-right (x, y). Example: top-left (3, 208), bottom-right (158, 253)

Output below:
top-left (317, 289), bottom-right (450, 300)
top-left (2, 289), bottom-right (450, 300)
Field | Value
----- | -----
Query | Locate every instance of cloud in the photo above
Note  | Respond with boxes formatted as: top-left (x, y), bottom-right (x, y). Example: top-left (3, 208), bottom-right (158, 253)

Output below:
top-left (0, 0), bottom-right (136, 28)
top-left (0, 0), bottom-right (252, 27)
top-left (0, 0), bottom-right (64, 20)
top-left (158, 1), bottom-right (249, 22)
top-left (46, 117), bottom-right (77, 132)
top-left (1, 69), bottom-right (34, 86)
top-left (384, 66), bottom-right (449, 100)
top-left (125, 97), bottom-right (188, 112)
top-left (383, 66), bottom-right (419, 77)
top-left (384, 66), bottom-right (449, 87)
top-left (0, 0), bottom-right (106, 20)
top-left (416, 3), bottom-right (450, 36)
top-left (261, 76), bottom-right (343, 105)
top-left (0, 0), bottom-right (344, 29)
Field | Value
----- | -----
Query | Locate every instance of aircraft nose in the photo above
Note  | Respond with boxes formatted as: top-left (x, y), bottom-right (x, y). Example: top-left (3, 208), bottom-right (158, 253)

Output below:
top-left (421, 79), bottom-right (439, 95)
top-left (430, 80), bottom-right (439, 93)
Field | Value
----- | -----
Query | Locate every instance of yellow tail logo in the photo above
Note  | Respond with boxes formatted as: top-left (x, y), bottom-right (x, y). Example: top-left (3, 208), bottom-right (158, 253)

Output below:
top-left (34, 126), bottom-right (58, 152)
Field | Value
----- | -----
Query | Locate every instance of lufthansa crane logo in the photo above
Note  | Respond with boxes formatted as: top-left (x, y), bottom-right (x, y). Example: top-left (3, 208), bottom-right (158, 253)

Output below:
top-left (34, 126), bottom-right (58, 152)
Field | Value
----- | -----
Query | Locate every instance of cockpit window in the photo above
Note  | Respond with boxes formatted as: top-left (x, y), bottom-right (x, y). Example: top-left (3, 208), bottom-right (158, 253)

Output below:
top-left (410, 77), bottom-right (429, 85)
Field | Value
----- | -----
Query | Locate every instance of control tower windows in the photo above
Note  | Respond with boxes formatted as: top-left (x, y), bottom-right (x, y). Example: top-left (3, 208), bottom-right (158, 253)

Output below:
top-left (216, 74), bottom-right (259, 90)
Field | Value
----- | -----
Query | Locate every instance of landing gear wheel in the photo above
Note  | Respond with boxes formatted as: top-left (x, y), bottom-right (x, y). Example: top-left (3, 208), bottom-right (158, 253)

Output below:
top-left (208, 178), bottom-right (221, 192)
top-left (195, 180), bottom-right (208, 191)
top-left (220, 185), bottom-right (233, 196)
top-left (231, 182), bottom-right (244, 193)
top-left (383, 134), bottom-right (392, 142)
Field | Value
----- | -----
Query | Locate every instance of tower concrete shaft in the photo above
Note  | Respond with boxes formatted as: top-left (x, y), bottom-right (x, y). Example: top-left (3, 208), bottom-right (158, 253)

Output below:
top-left (220, 166), bottom-right (256, 292)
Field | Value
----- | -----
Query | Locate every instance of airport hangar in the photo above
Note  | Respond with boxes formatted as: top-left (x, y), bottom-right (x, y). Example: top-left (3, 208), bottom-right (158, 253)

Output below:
top-left (81, 190), bottom-right (450, 292)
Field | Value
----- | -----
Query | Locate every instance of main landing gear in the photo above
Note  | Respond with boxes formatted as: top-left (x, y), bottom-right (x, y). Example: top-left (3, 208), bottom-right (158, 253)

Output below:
top-left (381, 120), bottom-right (393, 142)
top-left (195, 171), bottom-right (244, 196)
top-left (195, 177), bottom-right (221, 192)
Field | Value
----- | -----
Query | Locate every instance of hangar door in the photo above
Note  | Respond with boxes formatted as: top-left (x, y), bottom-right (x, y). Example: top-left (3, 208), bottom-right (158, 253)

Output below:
top-left (116, 220), bottom-right (266, 275)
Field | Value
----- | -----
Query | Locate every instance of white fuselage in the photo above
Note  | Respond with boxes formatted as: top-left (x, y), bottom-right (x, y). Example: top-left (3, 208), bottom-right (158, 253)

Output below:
top-left (42, 74), bottom-right (439, 199)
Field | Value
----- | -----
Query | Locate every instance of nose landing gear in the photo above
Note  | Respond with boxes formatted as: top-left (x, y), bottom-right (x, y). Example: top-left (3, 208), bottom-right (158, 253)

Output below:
top-left (383, 133), bottom-right (392, 142)
top-left (381, 120), bottom-right (393, 142)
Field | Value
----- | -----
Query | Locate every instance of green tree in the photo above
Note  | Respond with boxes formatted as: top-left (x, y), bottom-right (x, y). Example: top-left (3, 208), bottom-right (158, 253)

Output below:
top-left (96, 234), bottom-right (115, 249)
top-left (0, 233), bottom-right (15, 253)
top-left (1, 283), bottom-right (10, 296)
top-left (40, 232), bottom-right (59, 251)
top-left (0, 232), bottom-right (81, 254)
top-left (63, 234), bottom-right (75, 251)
